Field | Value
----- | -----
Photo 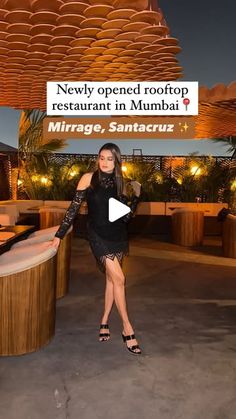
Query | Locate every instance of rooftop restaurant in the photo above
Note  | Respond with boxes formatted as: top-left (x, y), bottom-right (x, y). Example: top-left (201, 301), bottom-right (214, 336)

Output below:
top-left (0, 1), bottom-right (236, 418)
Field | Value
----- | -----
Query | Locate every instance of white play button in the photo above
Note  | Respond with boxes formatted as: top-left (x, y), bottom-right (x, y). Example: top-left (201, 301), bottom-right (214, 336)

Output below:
top-left (109, 198), bottom-right (130, 222)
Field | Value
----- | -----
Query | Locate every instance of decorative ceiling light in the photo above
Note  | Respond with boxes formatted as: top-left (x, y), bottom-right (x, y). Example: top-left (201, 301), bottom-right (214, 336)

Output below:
top-left (0, 0), bottom-right (182, 110)
top-left (196, 82), bottom-right (236, 138)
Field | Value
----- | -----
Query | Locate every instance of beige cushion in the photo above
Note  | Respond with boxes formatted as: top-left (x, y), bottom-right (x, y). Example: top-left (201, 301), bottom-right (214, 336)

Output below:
top-left (166, 202), bottom-right (229, 216)
top-left (15, 200), bottom-right (44, 213)
top-left (12, 236), bottom-right (52, 249)
top-left (44, 200), bottom-right (70, 209)
top-left (29, 225), bottom-right (72, 240)
top-left (136, 202), bottom-right (165, 215)
top-left (39, 207), bottom-right (66, 214)
top-left (0, 242), bottom-right (57, 277)
top-left (0, 200), bottom-right (44, 214)
top-left (29, 225), bottom-right (60, 238)
top-left (0, 204), bottom-right (19, 218)
top-left (0, 214), bottom-right (16, 226)
top-left (227, 214), bottom-right (236, 221)
top-left (12, 224), bottom-right (73, 248)
top-left (0, 210), bottom-right (17, 225)
top-left (0, 200), bottom-right (18, 207)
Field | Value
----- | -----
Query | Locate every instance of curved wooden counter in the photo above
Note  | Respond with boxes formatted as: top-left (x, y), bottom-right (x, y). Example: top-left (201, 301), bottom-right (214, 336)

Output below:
top-left (56, 231), bottom-right (72, 299)
top-left (0, 255), bottom-right (56, 356)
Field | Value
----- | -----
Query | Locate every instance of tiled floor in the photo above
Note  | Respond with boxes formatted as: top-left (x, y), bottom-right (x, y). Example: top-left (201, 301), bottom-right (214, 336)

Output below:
top-left (1, 236), bottom-right (236, 419)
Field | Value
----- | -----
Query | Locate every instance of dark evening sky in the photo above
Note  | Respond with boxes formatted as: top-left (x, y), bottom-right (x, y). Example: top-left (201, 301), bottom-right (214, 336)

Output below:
top-left (158, 0), bottom-right (236, 87)
top-left (0, 0), bottom-right (235, 156)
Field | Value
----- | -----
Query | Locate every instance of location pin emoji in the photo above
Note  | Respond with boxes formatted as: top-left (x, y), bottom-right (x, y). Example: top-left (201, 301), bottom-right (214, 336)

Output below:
top-left (183, 98), bottom-right (190, 111)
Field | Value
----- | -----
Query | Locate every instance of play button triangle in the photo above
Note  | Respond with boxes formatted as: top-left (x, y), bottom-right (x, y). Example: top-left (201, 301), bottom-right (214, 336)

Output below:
top-left (109, 198), bottom-right (130, 222)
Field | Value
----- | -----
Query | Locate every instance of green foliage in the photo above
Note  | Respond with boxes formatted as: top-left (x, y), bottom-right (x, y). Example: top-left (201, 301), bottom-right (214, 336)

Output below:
top-left (122, 160), bottom-right (163, 201)
top-left (18, 109), bottom-right (69, 199)
top-left (212, 136), bottom-right (236, 158)
top-left (171, 155), bottom-right (236, 203)
top-left (20, 159), bottom-right (95, 200)
top-left (47, 158), bottom-right (95, 200)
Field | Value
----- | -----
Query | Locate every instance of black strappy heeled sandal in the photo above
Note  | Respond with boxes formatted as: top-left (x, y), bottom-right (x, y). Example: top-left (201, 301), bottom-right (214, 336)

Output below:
top-left (99, 324), bottom-right (110, 342)
top-left (122, 333), bottom-right (142, 355)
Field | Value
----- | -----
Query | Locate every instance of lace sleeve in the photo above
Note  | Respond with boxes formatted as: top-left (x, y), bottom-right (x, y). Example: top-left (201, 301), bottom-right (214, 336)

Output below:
top-left (55, 189), bottom-right (87, 239)
top-left (119, 194), bottom-right (140, 223)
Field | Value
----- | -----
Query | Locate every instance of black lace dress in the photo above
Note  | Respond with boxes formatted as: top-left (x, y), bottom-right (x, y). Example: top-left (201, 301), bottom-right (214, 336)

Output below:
top-left (55, 170), bottom-right (140, 273)
top-left (86, 170), bottom-right (129, 272)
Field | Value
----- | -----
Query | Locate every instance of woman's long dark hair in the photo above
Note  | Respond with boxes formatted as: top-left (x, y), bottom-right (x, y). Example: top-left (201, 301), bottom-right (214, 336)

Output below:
top-left (92, 143), bottom-right (124, 196)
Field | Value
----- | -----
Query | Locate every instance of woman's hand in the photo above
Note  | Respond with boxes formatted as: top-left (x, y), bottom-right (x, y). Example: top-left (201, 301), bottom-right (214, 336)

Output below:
top-left (50, 236), bottom-right (61, 249)
top-left (130, 180), bottom-right (142, 197)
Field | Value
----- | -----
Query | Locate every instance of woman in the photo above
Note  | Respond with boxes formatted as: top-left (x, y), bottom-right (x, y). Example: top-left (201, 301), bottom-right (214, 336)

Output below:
top-left (51, 143), bottom-right (142, 355)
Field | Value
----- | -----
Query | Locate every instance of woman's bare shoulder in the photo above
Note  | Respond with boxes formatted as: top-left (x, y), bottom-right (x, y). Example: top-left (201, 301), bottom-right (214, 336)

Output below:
top-left (76, 172), bottom-right (94, 190)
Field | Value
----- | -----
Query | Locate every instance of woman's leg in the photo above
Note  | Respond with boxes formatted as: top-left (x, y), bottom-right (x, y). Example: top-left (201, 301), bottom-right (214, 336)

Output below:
top-left (99, 273), bottom-right (114, 341)
top-left (101, 274), bottom-right (114, 323)
top-left (105, 257), bottom-right (140, 353)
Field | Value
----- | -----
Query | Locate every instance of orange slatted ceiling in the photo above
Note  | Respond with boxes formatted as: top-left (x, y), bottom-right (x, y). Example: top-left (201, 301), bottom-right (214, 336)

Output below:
top-left (0, 0), bottom-right (182, 110)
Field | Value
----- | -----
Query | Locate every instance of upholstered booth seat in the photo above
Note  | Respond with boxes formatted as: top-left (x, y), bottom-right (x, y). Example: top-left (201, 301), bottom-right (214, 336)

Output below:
top-left (0, 204), bottom-right (19, 225)
top-left (0, 243), bottom-right (57, 356)
top-left (12, 225), bottom-right (61, 245)
top-left (0, 214), bottom-right (15, 226)
top-left (29, 225), bottom-right (59, 238)
top-left (12, 226), bottom-right (72, 299)
top-left (0, 201), bottom-right (40, 226)
top-left (44, 200), bottom-right (70, 209)
top-left (0, 200), bottom-right (43, 214)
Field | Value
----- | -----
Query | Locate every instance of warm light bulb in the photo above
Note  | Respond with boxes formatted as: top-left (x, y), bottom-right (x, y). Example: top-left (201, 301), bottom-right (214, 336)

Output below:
top-left (177, 177), bottom-right (183, 185)
top-left (231, 179), bottom-right (236, 191)
top-left (40, 176), bottom-right (48, 185)
top-left (69, 170), bottom-right (77, 178)
top-left (190, 165), bottom-right (201, 176)
top-left (68, 166), bottom-right (79, 178)
top-left (122, 165), bottom-right (127, 172)
top-left (156, 174), bottom-right (163, 184)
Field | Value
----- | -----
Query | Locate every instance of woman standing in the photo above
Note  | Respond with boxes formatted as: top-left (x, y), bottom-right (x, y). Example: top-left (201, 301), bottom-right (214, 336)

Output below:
top-left (51, 143), bottom-right (142, 355)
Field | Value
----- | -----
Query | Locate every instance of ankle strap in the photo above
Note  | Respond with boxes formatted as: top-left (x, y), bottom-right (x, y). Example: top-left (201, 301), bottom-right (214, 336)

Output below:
top-left (122, 334), bottom-right (135, 341)
top-left (100, 324), bottom-right (109, 329)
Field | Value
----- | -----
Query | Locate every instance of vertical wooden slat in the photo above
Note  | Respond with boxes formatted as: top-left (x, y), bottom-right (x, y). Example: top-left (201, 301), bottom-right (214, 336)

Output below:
top-left (0, 255), bottom-right (56, 356)
top-left (56, 232), bottom-right (72, 299)
top-left (172, 210), bottom-right (204, 246)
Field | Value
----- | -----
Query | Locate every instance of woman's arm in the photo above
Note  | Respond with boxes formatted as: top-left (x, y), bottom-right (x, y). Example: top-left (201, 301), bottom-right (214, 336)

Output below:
top-left (53, 173), bottom-right (93, 242)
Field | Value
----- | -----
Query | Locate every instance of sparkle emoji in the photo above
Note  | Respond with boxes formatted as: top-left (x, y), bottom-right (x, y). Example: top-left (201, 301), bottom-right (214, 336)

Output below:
top-left (179, 122), bottom-right (189, 133)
